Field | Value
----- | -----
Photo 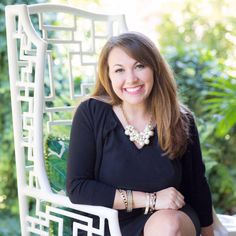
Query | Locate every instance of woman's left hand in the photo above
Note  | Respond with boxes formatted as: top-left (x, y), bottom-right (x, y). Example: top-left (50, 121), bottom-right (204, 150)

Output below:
top-left (155, 187), bottom-right (185, 210)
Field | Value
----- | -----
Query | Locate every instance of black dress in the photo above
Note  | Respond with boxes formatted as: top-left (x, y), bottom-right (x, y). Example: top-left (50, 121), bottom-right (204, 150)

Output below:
top-left (67, 98), bottom-right (213, 236)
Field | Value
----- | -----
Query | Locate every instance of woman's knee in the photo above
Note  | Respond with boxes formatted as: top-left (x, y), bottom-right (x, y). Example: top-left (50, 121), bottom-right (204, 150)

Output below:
top-left (144, 209), bottom-right (181, 236)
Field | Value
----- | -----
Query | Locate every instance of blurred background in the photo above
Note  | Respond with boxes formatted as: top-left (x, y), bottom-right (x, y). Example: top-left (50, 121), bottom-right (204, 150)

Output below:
top-left (0, 0), bottom-right (236, 234)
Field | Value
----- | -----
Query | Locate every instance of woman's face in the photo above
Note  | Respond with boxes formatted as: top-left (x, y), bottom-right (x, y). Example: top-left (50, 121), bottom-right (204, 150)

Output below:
top-left (108, 47), bottom-right (154, 107)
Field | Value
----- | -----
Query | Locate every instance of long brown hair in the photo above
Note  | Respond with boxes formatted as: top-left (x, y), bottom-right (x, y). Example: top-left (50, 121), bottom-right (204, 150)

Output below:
top-left (92, 32), bottom-right (190, 159)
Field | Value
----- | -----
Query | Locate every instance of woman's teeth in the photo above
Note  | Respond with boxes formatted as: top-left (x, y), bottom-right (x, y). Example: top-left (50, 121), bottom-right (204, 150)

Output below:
top-left (125, 85), bottom-right (142, 93)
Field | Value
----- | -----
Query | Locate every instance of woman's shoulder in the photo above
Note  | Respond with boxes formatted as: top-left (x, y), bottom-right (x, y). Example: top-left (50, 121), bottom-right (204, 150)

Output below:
top-left (74, 96), bottom-right (117, 135)
top-left (75, 96), bottom-right (113, 121)
top-left (180, 104), bottom-right (195, 124)
top-left (79, 96), bottom-right (111, 110)
top-left (179, 104), bottom-right (198, 143)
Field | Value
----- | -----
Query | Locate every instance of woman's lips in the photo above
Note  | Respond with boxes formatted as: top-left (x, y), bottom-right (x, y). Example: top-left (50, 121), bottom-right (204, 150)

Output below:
top-left (123, 85), bottom-right (144, 95)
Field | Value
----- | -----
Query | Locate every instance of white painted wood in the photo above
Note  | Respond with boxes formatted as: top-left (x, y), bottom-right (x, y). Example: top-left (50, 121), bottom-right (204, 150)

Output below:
top-left (6, 3), bottom-right (127, 235)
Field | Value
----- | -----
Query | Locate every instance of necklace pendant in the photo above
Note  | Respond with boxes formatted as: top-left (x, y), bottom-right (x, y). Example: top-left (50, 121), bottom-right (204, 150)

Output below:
top-left (124, 123), bottom-right (154, 147)
top-left (120, 104), bottom-right (154, 148)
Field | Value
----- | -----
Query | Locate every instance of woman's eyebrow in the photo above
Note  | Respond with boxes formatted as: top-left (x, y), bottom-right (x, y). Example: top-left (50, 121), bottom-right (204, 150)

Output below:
top-left (113, 61), bottom-right (139, 68)
top-left (112, 64), bottom-right (123, 67)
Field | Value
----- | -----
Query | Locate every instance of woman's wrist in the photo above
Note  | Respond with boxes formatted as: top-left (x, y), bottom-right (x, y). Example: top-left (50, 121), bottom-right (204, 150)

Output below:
top-left (132, 191), bottom-right (146, 209)
top-left (201, 224), bottom-right (214, 236)
top-left (116, 190), bottom-right (158, 213)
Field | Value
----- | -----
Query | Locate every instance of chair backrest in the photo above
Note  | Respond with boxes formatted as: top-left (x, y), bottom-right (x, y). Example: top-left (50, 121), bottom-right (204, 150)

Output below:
top-left (6, 3), bottom-right (127, 194)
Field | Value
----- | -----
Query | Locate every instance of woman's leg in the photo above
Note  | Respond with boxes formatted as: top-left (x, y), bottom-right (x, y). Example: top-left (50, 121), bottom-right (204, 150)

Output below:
top-left (143, 209), bottom-right (196, 236)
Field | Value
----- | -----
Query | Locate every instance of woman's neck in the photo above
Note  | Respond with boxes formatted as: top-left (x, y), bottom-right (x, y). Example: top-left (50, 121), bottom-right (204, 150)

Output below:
top-left (121, 102), bottom-right (151, 127)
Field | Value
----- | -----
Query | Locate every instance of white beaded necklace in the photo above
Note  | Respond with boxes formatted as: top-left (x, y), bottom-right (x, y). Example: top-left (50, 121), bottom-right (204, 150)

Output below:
top-left (120, 105), bottom-right (154, 147)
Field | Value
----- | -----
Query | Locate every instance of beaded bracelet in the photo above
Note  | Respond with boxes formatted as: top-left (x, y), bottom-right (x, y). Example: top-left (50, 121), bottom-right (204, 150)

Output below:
top-left (118, 189), bottom-right (128, 210)
top-left (149, 192), bottom-right (157, 213)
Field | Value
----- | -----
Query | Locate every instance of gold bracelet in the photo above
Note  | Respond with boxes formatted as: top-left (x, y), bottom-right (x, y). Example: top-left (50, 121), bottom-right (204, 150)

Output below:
top-left (126, 190), bottom-right (133, 212)
top-left (149, 192), bottom-right (156, 213)
top-left (144, 192), bottom-right (150, 215)
top-left (118, 189), bottom-right (128, 210)
top-left (152, 192), bottom-right (157, 211)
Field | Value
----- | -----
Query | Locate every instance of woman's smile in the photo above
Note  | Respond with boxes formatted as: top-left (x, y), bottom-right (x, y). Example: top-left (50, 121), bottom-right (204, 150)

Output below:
top-left (123, 85), bottom-right (144, 95)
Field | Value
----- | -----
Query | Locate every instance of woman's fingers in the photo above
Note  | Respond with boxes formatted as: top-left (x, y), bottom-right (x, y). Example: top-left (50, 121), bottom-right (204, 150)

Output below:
top-left (176, 195), bottom-right (185, 205)
top-left (155, 187), bottom-right (185, 210)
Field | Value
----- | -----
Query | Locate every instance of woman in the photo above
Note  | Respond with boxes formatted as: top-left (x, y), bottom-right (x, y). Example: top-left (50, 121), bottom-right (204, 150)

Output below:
top-left (66, 32), bottom-right (214, 236)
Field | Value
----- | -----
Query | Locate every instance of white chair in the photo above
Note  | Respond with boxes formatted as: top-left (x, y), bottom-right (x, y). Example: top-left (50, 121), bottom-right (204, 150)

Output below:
top-left (5, 3), bottom-right (127, 235)
top-left (5, 3), bottom-right (236, 236)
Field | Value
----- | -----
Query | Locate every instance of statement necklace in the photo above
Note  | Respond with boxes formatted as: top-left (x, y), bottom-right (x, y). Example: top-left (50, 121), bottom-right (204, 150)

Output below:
top-left (120, 105), bottom-right (154, 146)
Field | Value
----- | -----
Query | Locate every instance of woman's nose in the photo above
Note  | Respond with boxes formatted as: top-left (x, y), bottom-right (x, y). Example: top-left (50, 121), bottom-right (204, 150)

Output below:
top-left (126, 70), bottom-right (138, 83)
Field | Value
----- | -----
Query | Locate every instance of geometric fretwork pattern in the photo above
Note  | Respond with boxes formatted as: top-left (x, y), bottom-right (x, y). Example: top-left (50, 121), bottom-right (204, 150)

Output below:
top-left (32, 10), bottom-right (127, 132)
top-left (6, 4), bottom-right (127, 236)
top-left (27, 197), bottom-right (106, 236)
top-left (15, 19), bottom-right (39, 189)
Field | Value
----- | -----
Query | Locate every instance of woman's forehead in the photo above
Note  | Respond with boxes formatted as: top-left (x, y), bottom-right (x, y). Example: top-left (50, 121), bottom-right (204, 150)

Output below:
top-left (108, 45), bottom-right (148, 64)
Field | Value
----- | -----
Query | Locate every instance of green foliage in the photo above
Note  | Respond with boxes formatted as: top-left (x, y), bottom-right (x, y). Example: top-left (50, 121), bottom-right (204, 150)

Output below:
top-left (209, 164), bottom-right (236, 213)
top-left (168, 47), bottom-right (236, 213)
top-left (163, 45), bottom-right (223, 114)
top-left (0, 0), bottom-right (45, 217)
top-left (157, 0), bottom-right (236, 214)
top-left (197, 118), bottom-right (236, 213)
top-left (204, 76), bottom-right (236, 136)
top-left (166, 45), bottom-right (236, 213)
top-left (0, 213), bottom-right (20, 236)
top-left (156, 0), bottom-right (235, 60)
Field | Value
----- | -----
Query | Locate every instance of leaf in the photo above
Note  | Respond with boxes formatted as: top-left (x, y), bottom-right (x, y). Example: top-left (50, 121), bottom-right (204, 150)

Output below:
top-left (216, 107), bottom-right (236, 136)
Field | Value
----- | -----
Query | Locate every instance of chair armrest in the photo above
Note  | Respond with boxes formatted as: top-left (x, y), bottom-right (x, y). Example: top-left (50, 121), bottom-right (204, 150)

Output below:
top-left (23, 186), bottom-right (121, 235)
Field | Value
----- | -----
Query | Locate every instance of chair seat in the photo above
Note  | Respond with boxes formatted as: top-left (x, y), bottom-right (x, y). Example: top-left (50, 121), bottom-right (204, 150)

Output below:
top-left (218, 214), bottom-right (236, 236)
top-left (213, 213), bottom-right (236, 236)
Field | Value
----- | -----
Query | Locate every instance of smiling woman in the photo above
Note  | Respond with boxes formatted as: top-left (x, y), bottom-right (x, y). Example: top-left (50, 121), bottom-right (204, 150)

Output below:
top-left (66, 32), bottom-right (214, 236)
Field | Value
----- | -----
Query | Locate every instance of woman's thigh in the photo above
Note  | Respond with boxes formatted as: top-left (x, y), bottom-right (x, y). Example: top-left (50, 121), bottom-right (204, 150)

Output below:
top-left (143, 209), bottom-right (196, 236)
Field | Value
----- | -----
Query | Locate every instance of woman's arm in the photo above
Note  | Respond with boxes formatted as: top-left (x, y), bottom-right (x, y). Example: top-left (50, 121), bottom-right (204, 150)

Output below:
top-left (66, 100), bottom-right (116, 207)
top-left (180, 115), bottom-right (213, 227)
top-left (113, 190), bottom-right (146, 209)
top-left (113, 187), bottom-right (185, 210)
top-left (201, 224), bottom-right (214, 236)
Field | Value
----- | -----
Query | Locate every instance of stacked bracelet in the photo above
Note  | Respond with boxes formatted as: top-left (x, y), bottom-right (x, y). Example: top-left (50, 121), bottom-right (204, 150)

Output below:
top-left (118, 189), bottom-right (156, 214)
top-left (118, 189), bottom-right (133, 212)
top-left (149, 192), bottom-right (157, 213)
top-left (118, 189), bottom-right (128, 210)
top-left (144, 192), bottom-right (150, 214)
top-left (126, 190), bottom-right (133, 212)
top-left (144, 192), bottom-right (157, 214)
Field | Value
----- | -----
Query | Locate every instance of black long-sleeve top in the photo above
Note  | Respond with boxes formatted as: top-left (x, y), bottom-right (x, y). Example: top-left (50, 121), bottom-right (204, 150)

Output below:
top-left (66, 98), bottom-right (213, 227)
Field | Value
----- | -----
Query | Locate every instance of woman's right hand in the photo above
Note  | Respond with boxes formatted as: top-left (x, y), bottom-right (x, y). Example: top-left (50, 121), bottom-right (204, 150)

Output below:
top-left (155, 187), bottom-right (185, 210)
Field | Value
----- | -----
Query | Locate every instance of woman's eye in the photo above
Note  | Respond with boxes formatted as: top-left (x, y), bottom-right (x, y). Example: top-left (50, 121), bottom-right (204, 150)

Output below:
top-left (114, 68), bottom-right (124, 73)
top-left (136, 64), bottom-right (145, 70)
